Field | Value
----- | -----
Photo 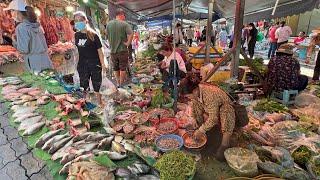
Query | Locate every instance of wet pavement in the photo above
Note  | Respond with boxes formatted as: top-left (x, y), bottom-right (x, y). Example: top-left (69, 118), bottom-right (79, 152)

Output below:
top-left (0, 102), bottom-right (52, 180)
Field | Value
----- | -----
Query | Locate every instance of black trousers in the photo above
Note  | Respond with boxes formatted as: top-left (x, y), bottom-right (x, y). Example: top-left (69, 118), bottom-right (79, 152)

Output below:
top-left (77, 61), bottom-right (102, 92)
top-left (313, 53), bottom-right (320, 81)
top-left (297, 75), bottom-right (309, 91)
top-left (248, 40), bottom-right (256, 58)
top-left (187, 39), bottom-right (192, 47)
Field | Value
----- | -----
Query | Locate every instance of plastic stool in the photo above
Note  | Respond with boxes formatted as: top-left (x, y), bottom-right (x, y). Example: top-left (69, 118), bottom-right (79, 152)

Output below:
top-left (271, 90), bottom-right (299, 105)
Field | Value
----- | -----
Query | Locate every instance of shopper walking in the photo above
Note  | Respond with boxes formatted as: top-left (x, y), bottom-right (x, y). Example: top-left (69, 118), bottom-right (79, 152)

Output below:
top-left (268, 22), bottom-right (279, 59)
top-left (5, 0), bottom-right (52, 74)
top-left (275, 21), bottom-right (292, 49)
top-left (307, 28), bottom-right (320, 83)
top-left (106, 8), bottom-right (133, 87)
top-left (174, 23), bottom-right (184, 46)
top-left (186, 26), bottom-right (194, 47)
top-left (248, 23), bottom-right (258, 58)
top-left (195, 30), bottom-right (201, 44)
top-left (73, 11), bottom-right (106, 106)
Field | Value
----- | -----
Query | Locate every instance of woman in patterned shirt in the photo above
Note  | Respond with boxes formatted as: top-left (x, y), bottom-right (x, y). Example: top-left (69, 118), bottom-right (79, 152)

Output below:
top-left (264, 43), bottom-right (308, 95)
top-left (192, 83), bottom-right (235, 160)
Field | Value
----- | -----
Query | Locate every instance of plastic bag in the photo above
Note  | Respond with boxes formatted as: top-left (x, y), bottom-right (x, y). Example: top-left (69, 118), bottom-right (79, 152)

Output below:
top-left (100, 71), bottom-right (117, 96)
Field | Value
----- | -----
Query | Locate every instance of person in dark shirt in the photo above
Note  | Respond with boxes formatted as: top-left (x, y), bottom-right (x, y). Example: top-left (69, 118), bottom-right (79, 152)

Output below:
top-left (248, 23), bottom-right (258, 58)
top-left (264, 43), bottom-right (308, 95)
top-left (74, 11), bottom-right (106, 106)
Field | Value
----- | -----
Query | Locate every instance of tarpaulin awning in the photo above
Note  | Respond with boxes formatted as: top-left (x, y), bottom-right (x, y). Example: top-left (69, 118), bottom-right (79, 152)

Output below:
top-left (146, 20), bottom-right (172, 28)
top-left (189, 0), bottom-right (320, 23)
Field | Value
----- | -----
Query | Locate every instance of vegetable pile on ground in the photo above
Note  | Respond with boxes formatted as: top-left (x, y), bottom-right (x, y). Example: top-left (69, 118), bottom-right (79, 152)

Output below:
top-left (253, 99), bottom-right (289, 113)
top-left (154, 150), bottom-right (196, 180)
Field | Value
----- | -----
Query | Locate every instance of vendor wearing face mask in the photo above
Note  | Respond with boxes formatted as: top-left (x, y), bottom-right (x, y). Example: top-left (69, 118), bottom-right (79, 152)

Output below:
top-left (73, 11), bottom-right (106, 107)
top-left (4, 0), bottom-right (53, 73)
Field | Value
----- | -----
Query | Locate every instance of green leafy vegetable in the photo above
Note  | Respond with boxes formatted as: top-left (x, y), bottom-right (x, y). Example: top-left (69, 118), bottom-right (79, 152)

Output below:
top-left (253, 99), bottom-right (289, 113)
top-left (93, 155), bottom-right (117, 168)
top-left (154, 150), bottom-right (196, 180)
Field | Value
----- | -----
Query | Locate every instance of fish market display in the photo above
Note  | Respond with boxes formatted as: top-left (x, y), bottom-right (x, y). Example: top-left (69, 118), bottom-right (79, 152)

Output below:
top-left (67, 161), bottom-right (115, 180)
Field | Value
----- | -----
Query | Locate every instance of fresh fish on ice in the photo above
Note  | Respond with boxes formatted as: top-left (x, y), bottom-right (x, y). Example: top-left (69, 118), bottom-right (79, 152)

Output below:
top-left (35, 129), bottom-right (63, 148)
top-left (22, 122), bottom-right (45, 136)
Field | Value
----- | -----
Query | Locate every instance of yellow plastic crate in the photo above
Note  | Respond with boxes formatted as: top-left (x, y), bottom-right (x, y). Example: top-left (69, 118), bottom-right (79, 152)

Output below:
top-left (188, 46), bottom-right (223, 70)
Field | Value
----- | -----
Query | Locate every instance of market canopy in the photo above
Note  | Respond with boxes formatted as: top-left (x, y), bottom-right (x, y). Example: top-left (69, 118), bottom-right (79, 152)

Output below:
top-left (102, 0), bottom-right (319, 23)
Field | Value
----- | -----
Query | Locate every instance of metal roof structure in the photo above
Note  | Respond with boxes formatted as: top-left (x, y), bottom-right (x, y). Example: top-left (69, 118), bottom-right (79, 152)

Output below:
top-left (99, 0), bottom-right (319, 22)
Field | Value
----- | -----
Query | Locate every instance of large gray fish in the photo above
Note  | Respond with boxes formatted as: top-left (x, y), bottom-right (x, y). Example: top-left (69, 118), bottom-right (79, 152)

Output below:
top-left (14, 113), bottom-right (40, 123)
top-left (35, 129), bottom-right (63, 148)
top-left (59, 161), bottom-right (72, 175)
top-left (22, 122), bottom-right (45, 136)
top-left (10, 99), bottom-right (28, 106)
top-left (85, 133), bottom-right (107, 142)
top-left (12, 107), bottom-right (36, 117)
top-left (60, 152), bottom-right (77, 165)
top-left (73, 132), bottom-right (95, 142)
top-left (51, 140), bottom-right (74, 161)
top-left (18, 116), bottom-right (43, 131)
top-left (93, 150), bottom-right (127, 160)
top-left (48, 136), bottom-right (73, 154)
top-left (77, 142), bottom-right (98, 152)
top-left (97, 136), bottom-right (114, 149)
top-left (42, 134), bottom-right (69, 151)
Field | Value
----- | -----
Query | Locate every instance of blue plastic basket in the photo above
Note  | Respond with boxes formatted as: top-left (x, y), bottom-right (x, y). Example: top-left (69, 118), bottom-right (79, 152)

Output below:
top-left (155, 134), bottom-right (184, 152)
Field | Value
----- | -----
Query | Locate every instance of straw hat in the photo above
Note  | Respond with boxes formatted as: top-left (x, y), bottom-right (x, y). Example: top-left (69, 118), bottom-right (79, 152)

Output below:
top-left (277, 43), bottom-right (296, 55)
top-left (312, 27), bottom-right (320, 34)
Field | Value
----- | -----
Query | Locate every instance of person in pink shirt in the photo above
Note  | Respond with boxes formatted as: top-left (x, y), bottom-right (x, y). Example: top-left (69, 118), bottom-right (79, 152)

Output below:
top-left (294, 31), bottom-right (306, 45)
top-left (195, 30), bottom-right (201, 44)
top-left (275, 21), bottom-right (292, 48)
top-left (268, 22), bottom-right (279, 58)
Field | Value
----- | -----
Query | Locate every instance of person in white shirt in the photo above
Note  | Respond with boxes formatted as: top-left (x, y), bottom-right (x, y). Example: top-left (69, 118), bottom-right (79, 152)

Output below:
top-left (174, 23), bottom-right (184, 46)
top-left (275, 21), bottom-right (292, 49)
top-left (186, 26), bottom-right (194, 47)
top-left (159, 44), bottom-right (187, 84)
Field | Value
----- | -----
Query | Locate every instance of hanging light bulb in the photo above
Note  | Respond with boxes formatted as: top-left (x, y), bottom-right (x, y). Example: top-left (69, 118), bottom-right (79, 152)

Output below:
top-left (66, 6), bottom-right (74, 12)
top-left (34, 8), bottom-right (41, 17)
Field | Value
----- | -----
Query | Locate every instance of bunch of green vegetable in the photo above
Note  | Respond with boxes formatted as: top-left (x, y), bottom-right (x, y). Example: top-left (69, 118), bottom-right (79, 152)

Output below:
top-left (239, 58), bottom-right (266, 75)
top-left (310, 156), bottom-right (320, 177)
top-left (253, 99), bottom-right (289, 113)
top-left (292, 146), bottom-right (312, 166)
top-left (154, 150), bottom-right (196, 180)
top-left (141, 45), bottom-right (157, 59)
top-left (151, 90), bottom-right (172, 108)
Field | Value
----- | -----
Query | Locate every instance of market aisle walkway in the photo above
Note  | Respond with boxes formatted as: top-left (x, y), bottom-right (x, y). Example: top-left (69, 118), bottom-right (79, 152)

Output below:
top-left (0, 103), bottom-right (52, 180)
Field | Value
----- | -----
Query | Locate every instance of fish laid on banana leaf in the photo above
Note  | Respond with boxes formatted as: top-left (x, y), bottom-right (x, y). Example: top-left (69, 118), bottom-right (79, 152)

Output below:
top-left (35, 129), bottom-right (63, 148)
top-left (51, 139), bottom-right (74, 161)
top-left (111, 141), bottom-right (126, 153)
top-left (97, 136), bottom-right (114, 149)
top-left (12, 107), bottom-right (36, 117)
top-left (48, 136), bottom-right (73, 154)
top-left (85, 133), bottom-right (108, 142)
top-left (22, 122), bottom-right (45, 136)
top-left (93, 150), bottom-right (127, 160)
top-left (14, 113), bottom-right (39, 123)
top-left (73, 132), bottom-right (95, 142)
top-left (42, 134), bottom-right (69, 151)
top-left (18, 116), bottom-right (43, 131)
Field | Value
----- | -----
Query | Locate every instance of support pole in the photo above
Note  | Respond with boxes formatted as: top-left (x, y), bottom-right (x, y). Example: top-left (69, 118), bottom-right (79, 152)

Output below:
top-left (231, 0), bottom-right (245, 78)
top-left (205, 0), bottom-right (214, 63)
top-left (172, 0), bottom-right (178, 113)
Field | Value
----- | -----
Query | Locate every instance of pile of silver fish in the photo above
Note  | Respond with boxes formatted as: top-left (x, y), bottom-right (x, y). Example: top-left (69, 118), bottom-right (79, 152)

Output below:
top-left (34, 130), bottom-right (135, 175)
top-left (11, 105), bottom-right (46, 135)
top-left (115, 161), bottom-right (160, 180)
